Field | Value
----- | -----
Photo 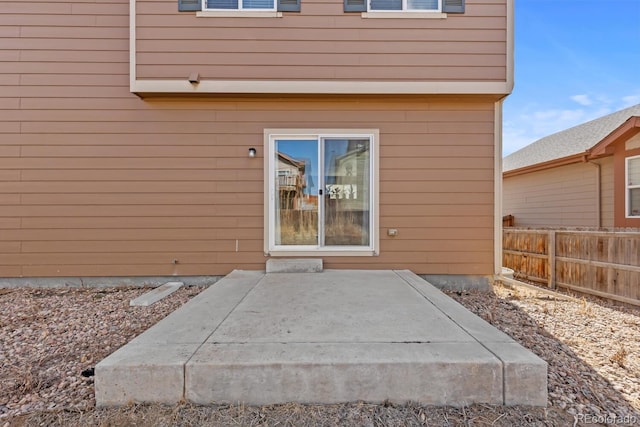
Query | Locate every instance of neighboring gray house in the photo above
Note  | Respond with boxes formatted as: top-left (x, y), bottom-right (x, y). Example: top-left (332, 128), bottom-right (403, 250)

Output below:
top-left (503, 104), bottom-right (640, 228)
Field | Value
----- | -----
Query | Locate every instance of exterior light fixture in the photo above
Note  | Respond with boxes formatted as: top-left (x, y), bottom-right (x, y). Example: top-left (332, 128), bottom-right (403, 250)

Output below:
top-left (248, 148), bottom-right (257, 158)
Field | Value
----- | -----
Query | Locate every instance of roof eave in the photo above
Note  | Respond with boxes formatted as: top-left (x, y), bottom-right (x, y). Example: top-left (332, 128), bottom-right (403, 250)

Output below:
top-left (504, 115), bottom-right (640, 178)
top-left (590, 116), bottom-right (640, 156)
top-left (503, 153), bottom-right (587, 178)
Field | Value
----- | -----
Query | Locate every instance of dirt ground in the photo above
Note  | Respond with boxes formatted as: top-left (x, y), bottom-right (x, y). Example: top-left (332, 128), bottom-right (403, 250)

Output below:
top-left (1, 281), bottom-right (639, 426)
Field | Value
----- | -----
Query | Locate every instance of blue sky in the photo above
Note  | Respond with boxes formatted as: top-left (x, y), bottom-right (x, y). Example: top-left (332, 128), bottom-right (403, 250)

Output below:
top-left (503, 0), bottom-right (640, 156)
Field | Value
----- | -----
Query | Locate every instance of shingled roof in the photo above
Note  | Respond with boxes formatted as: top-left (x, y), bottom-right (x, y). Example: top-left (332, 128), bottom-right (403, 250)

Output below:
top-left (503, 103), bottom-right (640, 172)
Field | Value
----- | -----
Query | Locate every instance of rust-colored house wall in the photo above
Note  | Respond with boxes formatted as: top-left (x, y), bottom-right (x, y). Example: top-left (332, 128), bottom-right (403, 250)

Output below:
top-left (0, 0), bottom-right (505, 278)
top-left (136, 0), bottom-right (508, 82)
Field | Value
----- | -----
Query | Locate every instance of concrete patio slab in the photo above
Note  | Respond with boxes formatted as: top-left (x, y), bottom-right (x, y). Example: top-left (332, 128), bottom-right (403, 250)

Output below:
top-left (95, 269), bottom-right (547, 407)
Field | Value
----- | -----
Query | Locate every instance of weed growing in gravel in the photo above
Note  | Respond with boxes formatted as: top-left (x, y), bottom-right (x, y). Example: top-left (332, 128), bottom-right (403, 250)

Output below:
top-left (542, 302), bottom-right (557, 316)
top-left (579, 297), bottom-right (594, 316)
top-left (506, 289), bottom-right (523, 301)
top-left (610, 346), bottom-right (628, 368)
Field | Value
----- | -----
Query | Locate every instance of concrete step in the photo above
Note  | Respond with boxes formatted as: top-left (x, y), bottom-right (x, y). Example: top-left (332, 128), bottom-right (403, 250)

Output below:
top-left (95, 269), bottom-right (547, 407)
top-left (266, 258), bottom-right (323, 273)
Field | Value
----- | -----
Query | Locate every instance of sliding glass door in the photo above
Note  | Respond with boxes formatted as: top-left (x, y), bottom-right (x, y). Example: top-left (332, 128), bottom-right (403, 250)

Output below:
top-left (269, 133), bottom-right (374, 253)
top-left (322, 138), bottom-right (370, 246)
top-left (273, 138), bottom-right (319, 246)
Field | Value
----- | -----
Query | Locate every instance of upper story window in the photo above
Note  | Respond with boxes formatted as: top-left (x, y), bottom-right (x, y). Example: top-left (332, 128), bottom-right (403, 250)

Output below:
top-left (206, 0), bottom-right (275, 10)
top-left (343, 0), bottom-right (463, 14)
top-left (370, 0), bottom-right (440, 11)
top-left (627, 155), bottom-right (640, 217)
top-left (179, 0), bottom-right (462, 14)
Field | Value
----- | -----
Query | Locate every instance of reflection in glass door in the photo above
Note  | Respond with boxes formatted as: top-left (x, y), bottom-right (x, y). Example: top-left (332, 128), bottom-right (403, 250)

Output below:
top-left (274, 139), bottom-right (318, 245)
top-left (272, 136), bottom-right (371, 249)
top-left (323, 138), bottom-right (370, 246)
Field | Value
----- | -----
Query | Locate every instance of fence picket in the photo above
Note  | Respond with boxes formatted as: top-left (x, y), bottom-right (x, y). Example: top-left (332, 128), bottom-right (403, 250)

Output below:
top-left (503, 228), bottom-right (640, 306)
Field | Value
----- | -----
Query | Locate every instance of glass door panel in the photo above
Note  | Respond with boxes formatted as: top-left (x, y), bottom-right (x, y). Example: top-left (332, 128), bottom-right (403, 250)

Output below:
top-left (274, 139), bottom-right (319, 246)
top-left (323, 138), bottom-right (370, 246)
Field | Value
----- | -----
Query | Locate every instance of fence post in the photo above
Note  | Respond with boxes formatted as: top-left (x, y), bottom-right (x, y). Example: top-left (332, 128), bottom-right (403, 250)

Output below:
top-left (548, 230), bottom-right (556, 289)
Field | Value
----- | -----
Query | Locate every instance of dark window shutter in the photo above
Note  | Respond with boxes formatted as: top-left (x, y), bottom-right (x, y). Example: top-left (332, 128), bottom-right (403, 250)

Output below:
top-left (442, 0), bottom-right (464, 13)
top-left (278, 0), bottom-right (300, 12)
top-left (344, 0), bottom-right (366, 12)
top-left (370, 0), bottom-right (400, 10)
top-left (179, 0), bottom-right (202, 11)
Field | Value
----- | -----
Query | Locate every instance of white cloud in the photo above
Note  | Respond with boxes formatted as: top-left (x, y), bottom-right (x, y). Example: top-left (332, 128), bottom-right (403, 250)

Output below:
top-left (502, 126), bottom-right (537, 156)
top-left (526, 108), bottom-right (590, 135)
top-left (570, 94), bottom-right (593, 106)
top-left (502, 106), bottom-right (612, 156)
top-left (621, 94), bottom-right (640, 108)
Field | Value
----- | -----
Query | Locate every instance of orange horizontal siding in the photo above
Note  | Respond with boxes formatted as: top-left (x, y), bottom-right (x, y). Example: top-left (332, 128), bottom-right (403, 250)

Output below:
top-left (136, 0), bottom-right (508, 83)
top-left (138, 27), bottom-right (506, 42)
top-left (20, 193), bottom-right (263, 206)
top-left (0, 204), bottom-right (263, 217)
top-left (0, 97), bottom-right (496, 276)
top-left (0, 158), bottom-right (259, 170)
top-left (20, 170), bottom-right (262, 181)
top-left (136, 65), bottom-right (504, 81)
top-left (0, 182), bottom-right (262, 194)
top-left (0, 0), bottom-right (498, 277)
top-left (20, 217), bottom-right (248, 229)
top-left (19, 264), bottom-right (267, 277)
top-left (137, 52), bottom-right (505, 68)
top-left (12, 228), bottom-right (262, 242)
top-left (136, 39), bottom-right (506, 55)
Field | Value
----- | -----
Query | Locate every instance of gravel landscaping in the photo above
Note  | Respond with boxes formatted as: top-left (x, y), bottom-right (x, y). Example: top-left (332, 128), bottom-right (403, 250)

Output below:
top-left (1, 280), bottom-right (639, 426)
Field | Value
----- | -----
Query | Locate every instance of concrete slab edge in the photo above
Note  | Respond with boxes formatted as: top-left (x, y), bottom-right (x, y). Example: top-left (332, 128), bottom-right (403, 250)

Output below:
top-left (394, 270), bottom-right (515, 343)
top-left (185, 342), bottom-right (503, 406)
top-left (126, 271), bottom-right (265, 346)
top-left (419, 274), bottom-right (492, 291)
top-left (394, 270), bottom-right (548, 407)
top-left (95, 270), bottom-right (266, 406)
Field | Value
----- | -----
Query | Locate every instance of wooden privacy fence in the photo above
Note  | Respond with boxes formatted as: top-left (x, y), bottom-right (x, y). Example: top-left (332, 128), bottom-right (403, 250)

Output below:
top-left (503, 228), bottom-right (640, 306)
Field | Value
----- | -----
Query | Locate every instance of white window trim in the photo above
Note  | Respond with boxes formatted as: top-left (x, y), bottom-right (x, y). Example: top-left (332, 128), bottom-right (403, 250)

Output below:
top-left (366, 0), bottom-right (442, 13)
top-left (196, 11), bottom-right (281, 17)
top-left (263, 129), bottom-right (380, 257)
top-left (361, 11), bottom-right (446, 18)
top-left (626, 155), bottom-right (640, 218)
top-left (200, 0), bottom-right (276, 13)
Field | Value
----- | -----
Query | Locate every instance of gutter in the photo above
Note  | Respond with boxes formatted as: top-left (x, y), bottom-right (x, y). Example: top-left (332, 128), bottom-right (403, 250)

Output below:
top-left (503, 153), bottom-right (586, 178)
